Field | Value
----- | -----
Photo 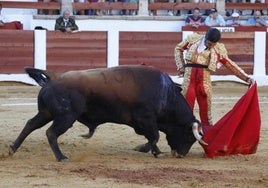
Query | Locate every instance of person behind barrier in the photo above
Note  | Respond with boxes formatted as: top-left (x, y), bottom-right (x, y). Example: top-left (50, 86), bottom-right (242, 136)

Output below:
top-left (185, 7), bottom-right (205, 28)
top-left (204, 8), bottom-right (226, 27)
top-left (246, 10), bottom-right (268, 27)
top-left (226, 12), bottom-right (242, 27)
top-left (55, 10), bottom-right (79, 33)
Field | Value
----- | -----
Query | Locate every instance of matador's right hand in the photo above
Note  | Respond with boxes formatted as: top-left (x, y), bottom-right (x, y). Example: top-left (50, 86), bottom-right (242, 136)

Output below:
top-left (178, 67), bottom-right (185, 77)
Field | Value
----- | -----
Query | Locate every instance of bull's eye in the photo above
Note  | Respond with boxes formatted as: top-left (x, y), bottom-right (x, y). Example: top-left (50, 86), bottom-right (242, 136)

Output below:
top-left (185, 128), bottom-right (195, 142)
top-left (189, 134), bottom-right (195, 142)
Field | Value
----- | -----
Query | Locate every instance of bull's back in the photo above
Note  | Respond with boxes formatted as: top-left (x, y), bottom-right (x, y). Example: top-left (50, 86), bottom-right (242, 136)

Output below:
top-left (57, 65), bottom-right (171, 105)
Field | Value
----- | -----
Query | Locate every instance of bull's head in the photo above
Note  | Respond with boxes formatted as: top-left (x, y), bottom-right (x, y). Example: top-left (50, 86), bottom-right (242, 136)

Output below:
top-left (169, 121), bottom-right (207, 158)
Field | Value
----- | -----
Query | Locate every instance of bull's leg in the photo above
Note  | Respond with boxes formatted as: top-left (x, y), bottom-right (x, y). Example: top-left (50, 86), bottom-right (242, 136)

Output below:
top-left (133, 142), bottom-right (152, 153)
top-left (136, 127), bottom-right (161, 157)
top-left (134, 141), bottom-right (161, 155)
top-left (132, 111), bottom-right (161, 157)
top-left (133, 126), bottom-right (152, 152)
top-left (9, 112), bottom-right (52, 155)
top-left (166, 135), bottom-right (179, 157)
top-left (79, 121), bottom-right (96, 139)
top-left (46, 116), bottom-right (75, 162)
top-left (80, 128), bottom-right (95, 139)
top-left (145, 132), bottom-right (161, 157)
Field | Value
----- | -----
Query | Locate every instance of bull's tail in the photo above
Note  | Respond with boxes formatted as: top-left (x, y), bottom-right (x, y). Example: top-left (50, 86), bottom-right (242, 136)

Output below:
top-left (24, 67), bottom-right (58, 87)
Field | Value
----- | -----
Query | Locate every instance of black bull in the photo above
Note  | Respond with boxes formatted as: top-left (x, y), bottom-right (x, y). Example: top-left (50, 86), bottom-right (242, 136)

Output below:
top-left (9, 65), bottom-right (205, 161)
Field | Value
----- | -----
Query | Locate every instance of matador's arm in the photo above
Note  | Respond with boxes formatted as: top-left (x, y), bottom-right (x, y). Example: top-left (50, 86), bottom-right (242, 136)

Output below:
top-left (215, 43), bottom-right (251, 83)
top-left (174, 33), bottom-right (203, 73)
top-left (174, 39), bottom-right (188, 72)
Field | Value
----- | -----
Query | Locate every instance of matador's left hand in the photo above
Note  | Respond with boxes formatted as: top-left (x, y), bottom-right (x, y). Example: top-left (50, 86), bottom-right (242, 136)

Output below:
top-left (247, 78), bottom-right (255, 87)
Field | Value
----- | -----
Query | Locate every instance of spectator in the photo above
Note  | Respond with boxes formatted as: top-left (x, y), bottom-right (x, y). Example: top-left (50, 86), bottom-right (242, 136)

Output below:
top-left (121, 0), bottom-right (130, 15)
top-left (96, 0), bottom-right (108, 16)
top-left (55, 10), bottom-right (79, 33)
top-left (148, 0), bottom-right (154, 16)
top-left (246, 10), bottom-right (268, 27)
top-left (205, 8), bottom-right (226, 27)
top-left (73, 0), bottom-right (83, 15)
top-left (226, 12), bottom-right (242, 27)
top-left (185, 7), bottom-right (205, 28)
top-left (0, 3), bottom-right (8, 27)
top-left (39, 0), bottom-right (61, 15)
top-left (103, 0), bottom-right (121, 15)
top-left (167, 0), bottom-right (174, 16)
top-left (84, 0), bottom-right (99, 15)
top-left (129, 0), bottom-right (138, 15)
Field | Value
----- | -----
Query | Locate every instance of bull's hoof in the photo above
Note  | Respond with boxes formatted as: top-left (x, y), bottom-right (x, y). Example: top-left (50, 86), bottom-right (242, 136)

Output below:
top-left (9, 144), bottom-right (16, 156)
top-left (176, 154), bottom-right (184, 158)
top-left (153, 152), bottom-right (166, 158)
top-left (55, 153), bottom-right (69, 162)
top-left (171, 150), bottom-right (176, 157)
top-left (57, 156), bottom-right (69, 162)
top-left (80, 130), bottom-right (94, 139)
top-left (133, 143), bottom-right (151, 153)
top-left (152, 149), bottom-right (162, 158)
top-left (80, 133), bottom-right (92, 139)
top-left (171, 150), bottom-right (184, 158)
top-left (58, 158), bottom-right (69, 162)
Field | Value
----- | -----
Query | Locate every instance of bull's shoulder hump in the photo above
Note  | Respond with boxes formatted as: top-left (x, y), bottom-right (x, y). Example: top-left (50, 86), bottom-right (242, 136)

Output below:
top-left (59, 69), bottom-right (101, 79)
top-left (56, 66), bottom-right (163, 86)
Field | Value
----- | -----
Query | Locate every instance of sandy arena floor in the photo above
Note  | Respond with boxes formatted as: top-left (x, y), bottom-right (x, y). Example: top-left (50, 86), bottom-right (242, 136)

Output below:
top-left (0, 81), bottom-right (267, 188)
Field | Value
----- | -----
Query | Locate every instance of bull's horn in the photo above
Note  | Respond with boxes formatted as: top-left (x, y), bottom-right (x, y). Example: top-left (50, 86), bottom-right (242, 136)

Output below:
top-left (198, 125), bottom-right (204, 136)
top-left (192, 122), bottom-right (208, 146)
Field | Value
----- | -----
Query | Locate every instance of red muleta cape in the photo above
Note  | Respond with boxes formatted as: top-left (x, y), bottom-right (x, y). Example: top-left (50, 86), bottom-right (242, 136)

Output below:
top-left (201, 83), bottom-right (261, 158)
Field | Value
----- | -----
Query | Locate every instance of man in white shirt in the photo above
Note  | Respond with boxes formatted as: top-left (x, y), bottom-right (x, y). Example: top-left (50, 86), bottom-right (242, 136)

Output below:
top-left (226, 12), bottom-right (241, 27)
top-left (205, 8), bottom-right (226, 27)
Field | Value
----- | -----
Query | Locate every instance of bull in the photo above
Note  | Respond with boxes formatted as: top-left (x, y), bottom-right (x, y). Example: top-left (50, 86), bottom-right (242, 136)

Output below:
top-left (9, 65), bottom-right (205, 161)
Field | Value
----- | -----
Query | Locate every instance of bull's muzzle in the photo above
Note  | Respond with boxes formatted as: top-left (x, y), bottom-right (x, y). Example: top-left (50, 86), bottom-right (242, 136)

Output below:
top-left (192, 122), bottom-right (208, 145)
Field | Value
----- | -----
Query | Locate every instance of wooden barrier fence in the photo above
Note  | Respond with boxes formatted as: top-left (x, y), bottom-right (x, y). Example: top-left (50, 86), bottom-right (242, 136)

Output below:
top-left (148, 2), bottom-right (215, 16)
top-left (0, 30), bottom-right (34, 74)
top-left (72, 2), bottom-right (215, 16)
top-left (119, 32), bottom-right (181, 74)
top-left (72, 2), bottom-right (138, 15)
top-left (225, 2), bottom-right (268, 11)
top-left (1, 1), bottom-right (267, 16)
top-left (0, 1), bottom-right (61, 15)
top-left (0, 29), bottom-right (267, 76)
top-left (46, 31), bottom-right (107, 72)
top-left (71, 2), bottom-right (268, 16)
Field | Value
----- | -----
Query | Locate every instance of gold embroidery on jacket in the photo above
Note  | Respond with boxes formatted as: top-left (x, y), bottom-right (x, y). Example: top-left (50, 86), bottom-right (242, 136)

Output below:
top-left (174, 33), bottom-right (203, 70)
top-left (175, 33), bottom-right (249, 82)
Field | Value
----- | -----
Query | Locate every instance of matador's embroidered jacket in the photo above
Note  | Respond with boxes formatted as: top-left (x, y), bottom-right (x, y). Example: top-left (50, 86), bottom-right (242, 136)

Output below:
top-left (174, 33), bottom-right (250, 82)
